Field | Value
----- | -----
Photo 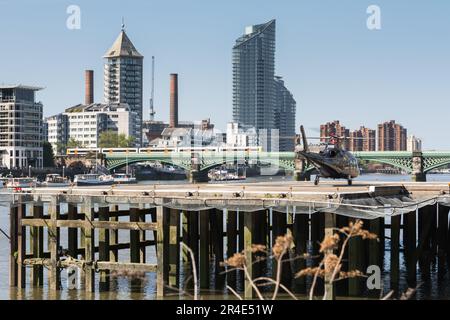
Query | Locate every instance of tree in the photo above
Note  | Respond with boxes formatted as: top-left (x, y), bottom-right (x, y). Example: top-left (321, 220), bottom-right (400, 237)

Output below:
top-left (43, 141), bottom-right (55, 167)
top-left (98, 130), bottom-right (134, 148)
top-left (117, 133), bottom-right (135, 148)
top-left (67, 138), bottom-right (83, 148)
top-left (55, 142), bottom-right (67, 155)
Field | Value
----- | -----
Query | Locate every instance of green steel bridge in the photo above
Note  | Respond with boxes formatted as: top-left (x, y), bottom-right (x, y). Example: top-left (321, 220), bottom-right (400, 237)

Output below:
top-left (103, 150), bottom-right (450, 179)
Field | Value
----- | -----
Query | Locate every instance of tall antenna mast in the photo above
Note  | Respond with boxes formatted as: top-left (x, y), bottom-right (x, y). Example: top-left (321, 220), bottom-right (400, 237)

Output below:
top-left (149, 56), bottom-right (156, 121)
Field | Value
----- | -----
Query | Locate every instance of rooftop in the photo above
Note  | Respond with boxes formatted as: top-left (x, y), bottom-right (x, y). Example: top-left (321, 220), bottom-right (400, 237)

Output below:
top-left (65, 103), bottom-right (131, 113)
top-left (0, 84), bottom-right (43, 91)
top-left (233, 19), bottom-right (276, 49)
top-left (103, 30), bottom-right (143, 58)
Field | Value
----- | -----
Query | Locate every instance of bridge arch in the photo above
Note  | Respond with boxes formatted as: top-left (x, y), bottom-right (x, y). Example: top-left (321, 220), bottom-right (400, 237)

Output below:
top-left (424, 159), bottom-right (450, 173)
top-left (107, 158), bottom-right (190, 172)
top-left (199, 157), bottom-right (296, 173)
top-left (357, 158), bottom-right (413, 174)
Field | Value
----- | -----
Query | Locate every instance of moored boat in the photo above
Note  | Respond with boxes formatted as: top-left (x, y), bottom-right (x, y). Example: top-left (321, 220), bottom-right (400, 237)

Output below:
top-left (6, 177), bottom-right (37, 189)
top-left (40, 174), bottom-right (71, 187)
top-left (113, 173), bottom-right (137, 184)
top-left (74, 174), bottom-right (114, 186)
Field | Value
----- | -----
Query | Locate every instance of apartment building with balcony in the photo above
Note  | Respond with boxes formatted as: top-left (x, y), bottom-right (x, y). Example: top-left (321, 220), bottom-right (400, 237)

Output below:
top-left (104, 27), bottom-right (143, 146)
top-left (45, 103), bottom-right (138, 152)
top-left (0, 85), bottom-right (43, 169)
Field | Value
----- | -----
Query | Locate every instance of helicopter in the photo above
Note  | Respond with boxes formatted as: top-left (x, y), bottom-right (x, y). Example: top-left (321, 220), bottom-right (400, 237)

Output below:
top-left (296, 125), bottom-right (360, 186)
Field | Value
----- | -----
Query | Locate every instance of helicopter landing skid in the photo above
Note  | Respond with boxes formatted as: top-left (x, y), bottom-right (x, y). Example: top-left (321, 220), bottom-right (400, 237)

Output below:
top-left (314, 175), bottom-right (320, 186)
top-left (347, 176), bottom-right (353, 186)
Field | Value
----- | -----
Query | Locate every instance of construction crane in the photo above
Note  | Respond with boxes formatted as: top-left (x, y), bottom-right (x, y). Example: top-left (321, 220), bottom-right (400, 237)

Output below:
top-left (149, 56), bottom-right (156, 121)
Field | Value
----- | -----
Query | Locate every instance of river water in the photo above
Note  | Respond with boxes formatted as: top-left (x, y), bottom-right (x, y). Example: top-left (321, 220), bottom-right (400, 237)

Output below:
top-left (0, 174), bottom-right (449, 300)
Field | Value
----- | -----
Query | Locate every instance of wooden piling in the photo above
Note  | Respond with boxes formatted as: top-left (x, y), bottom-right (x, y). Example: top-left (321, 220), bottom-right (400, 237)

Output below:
top-left (286, 210), bottom-right (295, 284)
top-left (334, 215), bottom-right (349, 296)
top-left (417, 206), bottom-right (432, 280)
top-left (237, 210), bottom-right (244, 286)
top-left (139, 208), bottom-right (147, 263)
top-left (130, 208), bottom-right (140, 264)
top-left (9, 205), bottom-right (18, 287)
top-left (48, 198), bottom-right (60, 291)
top-left (189, 211), bottom-right (199, 270)
top-left (311, 212), bottom-right (325, 295)
top-left (168, 208), bottom-right (180, 288)
top-left (181, 210), bottom-right (195, 289)
top-left (238, 210), bottom-right (244, 252)
top-left (252, 210), bottom-right (265, 279)
top-left (403, 210), bottom-right (417, 288)
top-left (437, 205), bottom-right (449, 276)
top-left (430, 205), bottom-right (438, 258)
top-left (156, 206), bottom-right (169, 298)
top-left (210, 209), bottom-right (225, 287)
top-left (83, 198), bottom-right (95, 292)
top-left (67, 204), bottom-right (78, 259)
top-left (293, 213), bottom-right (309, 294)
top-left (262, 209), bottom-right (269, 250)
top-left (448, 209), bottom-right (450, 266)
top-left (181, 211), bottom-right (190, 264)
top-left (30, 204), bottom-right (44, 287)
top-left (17, 204), bottom-right (26, 289)
top-left (390, 215), bottom-right (401, 292)
top-left (109, 205), bottom-right (119, 262)
top-left (226, 210), bottom-right (238, 288)
top-left (98, 206), bottom-right (110, 291)
top-left (379, 217), bottom-right (386, 270)
top-left (348, 218), bottom-right (364, 297)
top-left (244, 211), bottom-right (254, 299)
top-left (368, 218), bottom-right (382, 297)
top-left (272, 209), bottom-right (291, 286)
top-left (323, 212), bottom-right (336, 300)
top-left (199, 210), bottom-right (210, 289)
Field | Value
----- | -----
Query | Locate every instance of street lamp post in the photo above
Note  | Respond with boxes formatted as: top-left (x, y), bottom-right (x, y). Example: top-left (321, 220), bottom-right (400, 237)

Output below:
top-left (62, 165), bottom-right (65, 179)
top-left (28, 165), bottom-right (31, 177)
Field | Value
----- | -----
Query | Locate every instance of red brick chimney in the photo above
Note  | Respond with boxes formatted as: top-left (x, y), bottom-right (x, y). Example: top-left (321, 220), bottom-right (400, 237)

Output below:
top-left (85, 70), bottom-right (94, 105)
top-left (169, 73), bottom-right (178, 128)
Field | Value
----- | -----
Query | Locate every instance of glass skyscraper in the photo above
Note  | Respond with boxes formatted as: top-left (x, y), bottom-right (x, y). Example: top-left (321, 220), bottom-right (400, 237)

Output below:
top-left (232, 20), bottom-right (296, 151)
top-left (274, 76), bottom-right (296, 151)
top-left (232, 20), bottom-right (276, 133)
top-left (104, 28), bottom-right (143, 146)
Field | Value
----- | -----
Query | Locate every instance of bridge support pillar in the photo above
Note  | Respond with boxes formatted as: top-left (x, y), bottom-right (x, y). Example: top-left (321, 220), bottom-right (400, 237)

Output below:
top-left (411, 151), bottom-right (426, 182)
top-left (189, 152), bottom-right (209, 183)
top-left (188, 170), bottom-right (209, 183)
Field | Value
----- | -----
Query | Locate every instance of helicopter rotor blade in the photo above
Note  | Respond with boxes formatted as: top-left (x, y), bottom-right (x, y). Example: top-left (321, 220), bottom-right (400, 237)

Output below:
top-left (300, 125), bottom-right (309, 152)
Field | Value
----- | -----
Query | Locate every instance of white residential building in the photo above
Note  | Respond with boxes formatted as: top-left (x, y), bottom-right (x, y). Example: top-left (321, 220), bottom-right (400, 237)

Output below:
top-left (46, 113), bottom-right (68, 154)
top-left (149, 127), bottom-right (215, 148)
top-left (45, 103), bottom-right (138, 152)
top-left (0, 85), bottom-right (43, 169)
top-left (226, 122), bottom-right (258, 148)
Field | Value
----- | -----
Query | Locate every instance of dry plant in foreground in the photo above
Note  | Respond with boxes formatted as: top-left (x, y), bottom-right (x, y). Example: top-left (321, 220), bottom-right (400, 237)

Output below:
top-left (222, 219), bottom-right (379, 300)
top-left (223, 229), bottom-right (298, 300)
top-left (295, 219), bottom-right (378, 300)
top-left (169, 219), bottom-right (417, 301)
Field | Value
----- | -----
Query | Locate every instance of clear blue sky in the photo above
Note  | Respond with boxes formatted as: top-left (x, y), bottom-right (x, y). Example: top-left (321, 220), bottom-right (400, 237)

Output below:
top-left (1, 0), bottom-right (449, 150)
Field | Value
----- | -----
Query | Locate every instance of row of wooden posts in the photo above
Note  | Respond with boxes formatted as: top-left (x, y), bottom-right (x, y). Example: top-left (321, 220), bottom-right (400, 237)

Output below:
top-left (9, 197), bottom-right (450, 299)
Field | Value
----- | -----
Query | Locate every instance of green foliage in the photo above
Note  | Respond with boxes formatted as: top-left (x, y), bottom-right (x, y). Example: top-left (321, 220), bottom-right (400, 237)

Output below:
top-left (43, 141), bottom-right (55, 167)
top-left (98, 130), bottom-right (134, 148)
top-left (55, 142), bottom-right (67, 155)
top-left (67, 138), bottom-right (83, 148)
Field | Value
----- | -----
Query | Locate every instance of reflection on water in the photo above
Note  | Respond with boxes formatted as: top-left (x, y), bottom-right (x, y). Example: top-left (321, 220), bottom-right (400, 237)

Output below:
top-left (0, 174), bottom-right (449, 300)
